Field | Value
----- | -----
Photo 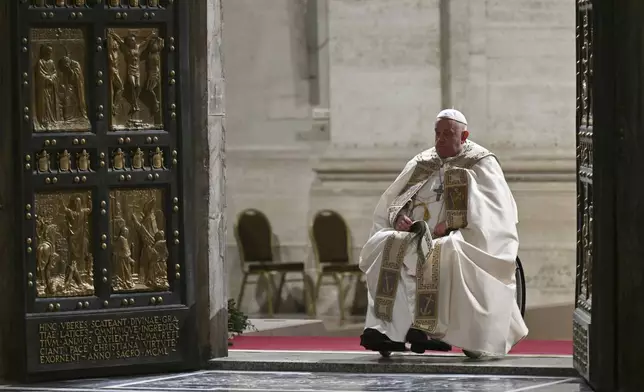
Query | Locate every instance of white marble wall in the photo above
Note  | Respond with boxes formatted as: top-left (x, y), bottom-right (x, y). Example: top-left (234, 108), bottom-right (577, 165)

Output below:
top-left (223, 0), bottom-right (577, 338)
top-left (328, 0), bottom-right (441, 146)
top-left (448, 0), bottom-right (576, 151)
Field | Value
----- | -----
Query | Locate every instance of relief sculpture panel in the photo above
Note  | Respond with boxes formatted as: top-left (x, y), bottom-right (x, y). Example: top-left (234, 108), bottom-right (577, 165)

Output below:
top-left (34, 191), bottom-right (94, 297)
top-left (35, 148), bottom-right (92, 173)
top-left (107, 28), bottom-right (164, 130)
top-left (32, 0), bottom-right (87, 6)
top-left (30, 28), bottom-right (90, 133)
top-left (109, 188), bottom-right (169, 292)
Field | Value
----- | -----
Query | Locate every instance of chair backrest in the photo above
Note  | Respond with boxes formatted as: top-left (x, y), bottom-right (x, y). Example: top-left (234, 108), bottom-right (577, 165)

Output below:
top-left (311, 210), bottom-right (350, 264)
top-left (234, 208), bottom-right (273, 263)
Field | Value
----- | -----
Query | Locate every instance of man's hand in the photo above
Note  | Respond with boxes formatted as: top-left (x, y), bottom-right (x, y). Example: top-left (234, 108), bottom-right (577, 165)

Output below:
top-left (433, 221), bottom-right (448, 237)
top-left (395, 214), bottom-right (413, 232)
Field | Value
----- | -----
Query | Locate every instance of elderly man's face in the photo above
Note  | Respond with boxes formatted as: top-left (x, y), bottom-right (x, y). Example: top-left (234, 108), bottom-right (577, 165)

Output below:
top-left (434, 118), bottom-right (469, 158)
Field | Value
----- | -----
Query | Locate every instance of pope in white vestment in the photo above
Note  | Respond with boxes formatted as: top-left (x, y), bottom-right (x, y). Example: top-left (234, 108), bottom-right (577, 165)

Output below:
top-left (359, 109), bottom-right (528, 357)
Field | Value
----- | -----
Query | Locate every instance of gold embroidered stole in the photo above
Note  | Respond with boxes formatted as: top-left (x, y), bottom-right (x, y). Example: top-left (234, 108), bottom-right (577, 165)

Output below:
top-left (374, 232), bottom-right (412, 322)
top-left (445, 168), bottom-right (469, 230)
top-left (412, 168), bottom-right (469, 334)
top-left (412, 242), bottom-right (442, 333)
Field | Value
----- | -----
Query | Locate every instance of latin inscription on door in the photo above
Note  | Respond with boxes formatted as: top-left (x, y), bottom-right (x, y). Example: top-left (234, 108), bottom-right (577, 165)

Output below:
top-left (38, 315), bottom-right (178, 364)
top-left (28, 308), bottom-right (188, 371)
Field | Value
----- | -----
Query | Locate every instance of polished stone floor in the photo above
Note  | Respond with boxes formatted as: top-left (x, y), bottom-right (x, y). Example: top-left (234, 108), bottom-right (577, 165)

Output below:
top-left (0, 370), bottom-right (591, 392)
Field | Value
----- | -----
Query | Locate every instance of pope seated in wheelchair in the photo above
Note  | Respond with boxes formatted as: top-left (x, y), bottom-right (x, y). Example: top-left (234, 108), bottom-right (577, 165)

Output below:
top-left (358, 109), bottom-right (528, 358)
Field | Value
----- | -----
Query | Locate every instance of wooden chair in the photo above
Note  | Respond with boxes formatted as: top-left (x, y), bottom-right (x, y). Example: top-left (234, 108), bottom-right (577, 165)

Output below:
top-left (235, 208), bottom-right (313, 317)
top-left (310, 210), bottom-right (362, 321)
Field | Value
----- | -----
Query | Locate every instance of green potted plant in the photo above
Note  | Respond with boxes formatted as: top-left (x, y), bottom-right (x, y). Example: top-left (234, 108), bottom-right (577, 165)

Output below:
top-left (227, 299), bottom-right (254, 346)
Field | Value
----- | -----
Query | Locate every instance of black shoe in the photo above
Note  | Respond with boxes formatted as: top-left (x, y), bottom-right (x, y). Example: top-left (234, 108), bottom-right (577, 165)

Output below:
top-left (360, 328), bottom-right (406, 352)
top-left (406, 328), bottom-right (452, 353)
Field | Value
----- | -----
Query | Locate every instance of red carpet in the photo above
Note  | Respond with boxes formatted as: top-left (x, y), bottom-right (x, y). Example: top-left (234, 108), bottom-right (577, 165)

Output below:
top-left (230, 336), bottom-right (572, 355)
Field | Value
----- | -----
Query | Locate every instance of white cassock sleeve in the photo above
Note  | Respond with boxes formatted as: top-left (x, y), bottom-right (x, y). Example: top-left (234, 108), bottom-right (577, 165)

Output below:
top-left (359, 156), bottom-right (418, 272)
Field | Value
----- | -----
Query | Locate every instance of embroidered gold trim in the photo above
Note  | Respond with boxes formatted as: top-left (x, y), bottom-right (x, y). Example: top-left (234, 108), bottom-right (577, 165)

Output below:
top-left (374, 233), bottom-right (411, 322)
top-left (445, 168), bottom-right (469, 230)
top-left (388, 181), bottom-right (427, 226)
top-left (412, 242), bottom-right (442, 333)
top-left (388, 141), bottom-right (493, 227)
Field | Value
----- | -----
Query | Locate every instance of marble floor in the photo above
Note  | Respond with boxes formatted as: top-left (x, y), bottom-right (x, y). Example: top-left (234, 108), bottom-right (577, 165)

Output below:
top-left (0, 370), bottom-right (591, 392)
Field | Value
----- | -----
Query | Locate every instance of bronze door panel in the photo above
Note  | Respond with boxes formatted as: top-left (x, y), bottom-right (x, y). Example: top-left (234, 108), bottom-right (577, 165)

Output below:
top-left (108, 27), bottom-right (164, 130)
top-left (109, 188), bottom-right (171, 293)
top-left (31, 148), bottom-right (96, 174)
top-left (31, 0), bottom-right (164, 7)
top-left (13, 0), bottom-right (195, 377)
top-left (34, 190), bottom-right (95, 298)
top-left (30, 28), bottom-right (91, 133)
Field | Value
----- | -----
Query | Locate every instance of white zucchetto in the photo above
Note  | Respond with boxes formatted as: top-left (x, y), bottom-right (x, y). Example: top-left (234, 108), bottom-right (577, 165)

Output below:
top-left (437, 108), bottom-right (468, 126)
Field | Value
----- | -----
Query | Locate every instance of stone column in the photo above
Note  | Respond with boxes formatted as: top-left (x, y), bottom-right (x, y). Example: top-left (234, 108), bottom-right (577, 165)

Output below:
top-left (187, 0), bottom-right (228, 360)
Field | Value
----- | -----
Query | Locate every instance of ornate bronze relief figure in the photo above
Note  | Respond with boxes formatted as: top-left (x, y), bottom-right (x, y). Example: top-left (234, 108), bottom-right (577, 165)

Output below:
top-left (109, 189), bottom-right (169, 292)
top-left (151, 147), bottom-right (164, 169)
top-left (132, 148), bottom-right (145, 169)
top-left (31, 28), bottom-right (90, 133)
top-left (112, 148), bottom-right (125, 170)
top-left (33, 44), bottom-right (59, 131)
top-left (37, 150), bottom-right (51, 173)
top-left (58, 150), bottom-right (71, 172)
top-left (35, 191), bottom-right (94, 297)
top-left (77, 149), bottom-right (90, 171)
top-left (107, 28), bottom-right (163, 130)
top-left (145, 35), bottom-right (164, 114)
top-left (108, 31), bottom-right (124, 118)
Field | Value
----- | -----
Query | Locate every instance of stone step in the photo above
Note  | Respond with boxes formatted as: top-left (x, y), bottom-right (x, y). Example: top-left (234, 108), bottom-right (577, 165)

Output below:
top-left (210, 350), bottom-right (577, 378)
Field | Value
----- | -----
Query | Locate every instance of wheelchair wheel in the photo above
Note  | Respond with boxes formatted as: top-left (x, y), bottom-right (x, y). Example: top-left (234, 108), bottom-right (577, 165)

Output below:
top-left (379, 351), bottom-right (392, 358)
top-left (515, 256), bottom-right (526, 318)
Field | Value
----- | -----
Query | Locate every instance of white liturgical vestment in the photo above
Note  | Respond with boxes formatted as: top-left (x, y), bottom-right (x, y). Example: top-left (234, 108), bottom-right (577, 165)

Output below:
top-left (360, 141), bottom-right (528, 355)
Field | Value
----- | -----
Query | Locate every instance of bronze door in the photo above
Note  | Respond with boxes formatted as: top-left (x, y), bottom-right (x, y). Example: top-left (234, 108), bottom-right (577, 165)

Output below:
top-left (15, 0), bottom-right (197, 376)
top-left (574, 0), bottom-right (593, 383)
